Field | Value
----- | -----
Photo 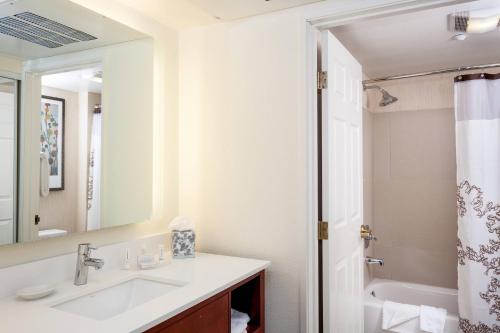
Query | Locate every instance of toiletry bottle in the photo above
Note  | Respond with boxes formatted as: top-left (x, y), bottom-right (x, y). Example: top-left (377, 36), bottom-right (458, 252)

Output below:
top-left (122, 248), bottom-right (131, 270)
top-left (159, 244), bottom-right (165, 262)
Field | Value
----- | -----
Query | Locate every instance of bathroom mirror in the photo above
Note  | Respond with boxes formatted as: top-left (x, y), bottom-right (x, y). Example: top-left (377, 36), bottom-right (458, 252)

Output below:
top-left (0, 0), bottom-right (154, 245)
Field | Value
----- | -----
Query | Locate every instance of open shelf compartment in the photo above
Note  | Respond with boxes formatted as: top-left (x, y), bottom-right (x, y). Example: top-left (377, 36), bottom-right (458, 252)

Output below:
top-left (230, 271), bottom-right (265, 333)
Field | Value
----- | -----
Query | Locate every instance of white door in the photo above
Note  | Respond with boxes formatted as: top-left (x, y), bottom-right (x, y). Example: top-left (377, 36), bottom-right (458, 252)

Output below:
top-left (321, 30), bottom-right (364, 333)
top-left (0, 78), bottom-right (16, 245)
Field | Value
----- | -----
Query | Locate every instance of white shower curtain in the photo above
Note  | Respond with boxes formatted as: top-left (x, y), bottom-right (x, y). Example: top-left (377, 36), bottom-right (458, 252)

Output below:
top-left (454, 73), bottom-right (499, 333)
top-left (87, 112), bottom-right (101, 231)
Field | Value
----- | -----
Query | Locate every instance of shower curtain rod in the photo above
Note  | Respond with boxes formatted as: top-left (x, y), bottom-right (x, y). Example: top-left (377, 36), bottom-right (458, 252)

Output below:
top-left (362, 63), bottom-right (500, 85)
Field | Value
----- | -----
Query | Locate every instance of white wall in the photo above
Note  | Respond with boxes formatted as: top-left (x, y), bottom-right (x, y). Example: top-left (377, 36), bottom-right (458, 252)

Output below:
top-left (0, 0), bottom-right (178, 268)
top-left (179, 10), bottom-right (308, 333)
top-left (0, 54), bottom-right (22, 77)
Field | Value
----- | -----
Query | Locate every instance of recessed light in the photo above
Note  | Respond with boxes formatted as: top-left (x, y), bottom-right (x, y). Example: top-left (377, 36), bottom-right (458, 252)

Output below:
top-left (451, 33), bottom-right (467, 41)
top-left (0, 0), bottom-right (17, 6)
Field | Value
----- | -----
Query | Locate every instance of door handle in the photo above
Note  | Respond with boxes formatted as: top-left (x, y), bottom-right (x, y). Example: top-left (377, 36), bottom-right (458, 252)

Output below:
top-left (360, 225), bottom-right (377, 248)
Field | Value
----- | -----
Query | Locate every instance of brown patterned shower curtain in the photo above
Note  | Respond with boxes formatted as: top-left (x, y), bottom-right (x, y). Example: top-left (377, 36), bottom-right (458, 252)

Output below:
top-left (454, 73), bottom-right (500, 333)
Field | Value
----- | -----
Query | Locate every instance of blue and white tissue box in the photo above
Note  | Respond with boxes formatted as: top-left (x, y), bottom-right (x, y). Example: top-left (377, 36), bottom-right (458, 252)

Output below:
top-left (172, 230), bottom-right (195, 258)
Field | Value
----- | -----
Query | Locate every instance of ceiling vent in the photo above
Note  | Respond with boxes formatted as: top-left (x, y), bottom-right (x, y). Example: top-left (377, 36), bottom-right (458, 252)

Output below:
top-left (0, 11), bottom-right (97, 48)
top-left (449, 12), bottom-right (470, 32)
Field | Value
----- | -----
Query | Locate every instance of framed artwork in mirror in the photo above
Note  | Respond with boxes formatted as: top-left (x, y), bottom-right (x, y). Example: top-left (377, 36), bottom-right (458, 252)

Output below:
top-left (40, 95), bottom-right (65, 191)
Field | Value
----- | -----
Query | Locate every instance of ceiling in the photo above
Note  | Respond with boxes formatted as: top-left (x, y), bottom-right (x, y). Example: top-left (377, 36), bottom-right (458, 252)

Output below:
top-left (111, 0), bottom-right (218, 29)
top-left (330, 0), bottom-right (500, 79)
top-left (42, 67), bottom-right (102, 93)
top-left (187, 0), bottom-right (325, 21)
top-left (113, 0), bottom-right (325, 29)
top-left (0, 0), bottom-right (146, 60)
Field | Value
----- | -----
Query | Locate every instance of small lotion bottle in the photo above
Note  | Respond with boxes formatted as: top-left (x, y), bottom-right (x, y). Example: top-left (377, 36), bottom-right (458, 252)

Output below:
top-left (122, 248), bottom-right (131, 270)
top-left (158, 244), bottom-right (166, 262)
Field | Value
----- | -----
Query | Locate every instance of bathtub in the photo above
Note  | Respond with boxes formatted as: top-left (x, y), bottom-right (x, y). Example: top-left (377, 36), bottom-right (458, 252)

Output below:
top-left (365, 279), bottom-right (459, 333)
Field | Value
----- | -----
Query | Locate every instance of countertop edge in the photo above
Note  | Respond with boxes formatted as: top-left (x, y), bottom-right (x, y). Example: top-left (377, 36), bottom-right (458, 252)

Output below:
top-left (133, 260), bottom-right (270, 332)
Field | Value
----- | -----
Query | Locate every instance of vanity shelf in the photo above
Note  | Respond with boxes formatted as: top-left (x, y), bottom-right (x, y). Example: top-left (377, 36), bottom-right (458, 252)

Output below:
top-left (230, 271), bottom-right (264, 333)
top-left (146, 270), bottom-right (265, 333)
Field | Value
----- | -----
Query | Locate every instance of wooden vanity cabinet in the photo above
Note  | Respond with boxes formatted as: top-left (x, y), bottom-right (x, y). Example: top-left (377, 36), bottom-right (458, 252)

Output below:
top-left (146, 270), bottom-right (265, 333)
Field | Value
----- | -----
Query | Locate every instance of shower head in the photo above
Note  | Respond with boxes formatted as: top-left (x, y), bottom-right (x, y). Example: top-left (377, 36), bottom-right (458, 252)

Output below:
top-left (363, 84), bottom-right (398, 107)
top-left (379, 88), bottom-right (398, 106)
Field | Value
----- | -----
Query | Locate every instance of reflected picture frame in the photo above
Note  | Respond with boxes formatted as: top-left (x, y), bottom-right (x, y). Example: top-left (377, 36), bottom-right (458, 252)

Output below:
top-left (40, 95), bottom-right (65, 191)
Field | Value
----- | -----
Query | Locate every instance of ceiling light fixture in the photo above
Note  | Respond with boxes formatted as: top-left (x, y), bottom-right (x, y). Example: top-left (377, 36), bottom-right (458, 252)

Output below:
top-left (82, 71), bottom-right (103, 84)
top-left (449, 11), bottom-right (500, 34)
top-left (0, 0), bottom-right (18, 7)
top-left (466, 15), bottom-right (500, 33)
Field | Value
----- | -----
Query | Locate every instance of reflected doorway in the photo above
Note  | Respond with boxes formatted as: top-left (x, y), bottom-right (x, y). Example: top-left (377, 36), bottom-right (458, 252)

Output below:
top-left (0, 77), bottom-right (17, 245)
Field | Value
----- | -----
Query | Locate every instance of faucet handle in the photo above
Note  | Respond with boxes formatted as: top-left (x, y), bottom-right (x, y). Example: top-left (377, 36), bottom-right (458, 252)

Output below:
top-left (77, 243), bottom-right (97, 255)
top-left (365, 256), bottom-right (384, 266)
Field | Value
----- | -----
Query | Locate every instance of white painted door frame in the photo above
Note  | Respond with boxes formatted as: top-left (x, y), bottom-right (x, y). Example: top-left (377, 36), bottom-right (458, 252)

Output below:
top-left (18, 71), bottom-right (41, 243)
top-left (302, 1), bottom-right (471, 332)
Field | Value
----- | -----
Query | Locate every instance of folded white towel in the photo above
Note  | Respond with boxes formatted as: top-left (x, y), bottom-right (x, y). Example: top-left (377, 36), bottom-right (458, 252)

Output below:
top-left (231, 308), bottom-right (250, 323)
top-left (420, 305), bottom-right (447, 333)
top-left (231, 321), bottom-right (247, 333)
top-left (382, 301), bottom-right (420, 332)
top-left (231, 308), bottom-right (250, 333)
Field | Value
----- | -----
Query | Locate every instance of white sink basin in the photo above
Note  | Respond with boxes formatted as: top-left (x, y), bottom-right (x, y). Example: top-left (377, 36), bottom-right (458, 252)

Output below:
top-left (52, 276), bottom-right (185, 320)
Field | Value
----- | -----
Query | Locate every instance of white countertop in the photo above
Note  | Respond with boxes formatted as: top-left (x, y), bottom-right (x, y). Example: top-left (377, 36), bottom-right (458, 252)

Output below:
top-left (0, 253), bottom-right (270, 333)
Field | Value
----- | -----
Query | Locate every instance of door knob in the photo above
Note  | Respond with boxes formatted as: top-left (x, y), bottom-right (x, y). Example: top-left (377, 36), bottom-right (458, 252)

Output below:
top-left (360, 225), bottom-right (377, 248)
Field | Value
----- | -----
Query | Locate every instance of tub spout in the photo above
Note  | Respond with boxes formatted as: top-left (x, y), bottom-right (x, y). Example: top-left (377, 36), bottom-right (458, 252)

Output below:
top-left (365, 256), bottom-right (384, 266)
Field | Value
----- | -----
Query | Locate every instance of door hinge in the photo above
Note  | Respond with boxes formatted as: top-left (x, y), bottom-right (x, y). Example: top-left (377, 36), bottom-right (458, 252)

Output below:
top-left (317, 71), bottom-right (327, 90)
top-left (34, 215), bottom-right (40, 225)
top-left (318, 221), bottom-right (329, 240)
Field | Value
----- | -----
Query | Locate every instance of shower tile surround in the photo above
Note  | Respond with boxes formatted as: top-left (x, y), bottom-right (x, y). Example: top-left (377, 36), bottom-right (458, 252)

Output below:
top-left (365, 73), bottom-right (462, 289)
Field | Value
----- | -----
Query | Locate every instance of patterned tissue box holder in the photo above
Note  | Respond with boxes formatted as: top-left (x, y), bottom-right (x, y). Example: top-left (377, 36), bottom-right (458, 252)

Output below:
top-left (172, 230), bottom-right (195, 258)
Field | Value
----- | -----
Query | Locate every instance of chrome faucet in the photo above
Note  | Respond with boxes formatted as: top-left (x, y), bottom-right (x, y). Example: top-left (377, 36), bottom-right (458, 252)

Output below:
top-left (365, 256), bottom-right (384, 266)
top-left (74, 243), bottom-right (104, 286)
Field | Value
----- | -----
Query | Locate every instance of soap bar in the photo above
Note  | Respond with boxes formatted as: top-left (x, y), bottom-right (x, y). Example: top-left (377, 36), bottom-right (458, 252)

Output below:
top-left (138, 262), bottom-right (157, 269)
